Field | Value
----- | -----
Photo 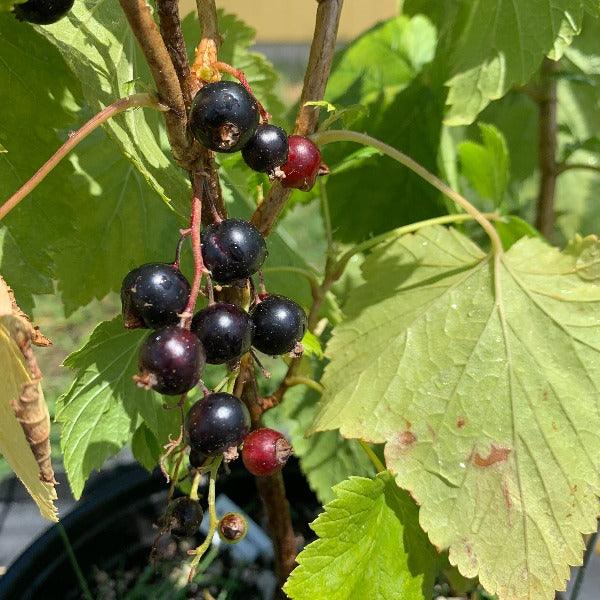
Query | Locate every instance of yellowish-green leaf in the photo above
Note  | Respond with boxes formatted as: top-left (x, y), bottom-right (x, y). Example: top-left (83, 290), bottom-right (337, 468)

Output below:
top-left (284, 472), bottom-right (436, 600)
top-left (0, 283), bottom-right (57, 522)
top-left (314, 225), bottom-right (600, 600)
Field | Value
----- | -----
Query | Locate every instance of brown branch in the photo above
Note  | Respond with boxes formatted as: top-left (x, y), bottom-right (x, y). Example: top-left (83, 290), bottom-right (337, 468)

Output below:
top-left (535, 58), bottom-right (558, 239)
top-left (0, 94), bottom-right (167, 222)
top-left (251, 0), bottom-right (344, 236)
top-left (156, 0), bottom-right (194, 109)
top-left (196, 0), bottom-right (222, 48)
top-left (118, 0), bottom-right (200, 169)
top-left (255, 473), bottom-right (297, 594)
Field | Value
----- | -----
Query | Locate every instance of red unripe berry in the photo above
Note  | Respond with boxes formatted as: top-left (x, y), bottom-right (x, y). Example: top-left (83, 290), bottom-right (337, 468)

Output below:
top-left (242, 428), bottom-right (292, 477)
top-left (281, 135), bottom-right (324, 191)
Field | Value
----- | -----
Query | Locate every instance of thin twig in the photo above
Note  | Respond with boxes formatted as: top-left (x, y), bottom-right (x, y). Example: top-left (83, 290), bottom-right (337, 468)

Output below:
top-left (156, 0), bottom-right (195, 109)
top-left (118, 0), bottom-right (199, 169)
top-left (311, 129), bottom-right (504, 256)
top-left (250, 0), bottom-right (345, 236)
top-left (0, 94), bottom-right (166, 222)
top-left (535, 57), bottom-right (559, 239)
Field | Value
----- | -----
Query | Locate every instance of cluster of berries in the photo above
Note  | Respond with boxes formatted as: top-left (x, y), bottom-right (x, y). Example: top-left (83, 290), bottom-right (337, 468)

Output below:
top-left (189, 80), bottom-right (326, 191)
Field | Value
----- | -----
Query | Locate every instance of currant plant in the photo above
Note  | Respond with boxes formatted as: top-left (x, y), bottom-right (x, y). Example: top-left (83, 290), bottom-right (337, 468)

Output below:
top-left (1, 1), bottom-right (600, 600)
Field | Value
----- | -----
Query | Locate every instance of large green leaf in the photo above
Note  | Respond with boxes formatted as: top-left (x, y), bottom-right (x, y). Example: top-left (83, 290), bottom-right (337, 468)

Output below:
top-left (405, 0), bottom-right (590, 125)
top-left (54, 129), bottom-right (183, 315)
top-left (0, 19), bottom-right (184, 315)
top-left (323, 80), bottom-right (446, 243)
top-left (37, 0), bottom-right (189, 213)
top-left (58, 317), bottom-right (179, 498)
top-left (284, 472), bottom-right (437, 600)
top-left (0, 16), bottom-right (80, 312)
top-left (313, 226), bottom-right (600, 600)
top-left (326, 15), bottom-right (437, 104)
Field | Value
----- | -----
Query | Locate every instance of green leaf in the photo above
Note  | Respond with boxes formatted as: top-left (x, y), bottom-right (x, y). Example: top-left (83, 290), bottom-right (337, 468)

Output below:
top-left (326, 15), bottom-right (438, 104)
top-left (323, 79), bottom-right (446, 243)
top-left (54, 129), bottom-right (183, 315)
top-left (284, 472), bottom-right (437, 600)
top-left (0, 19), bottom-right (184, 315)
top-left (0, 0), bottom-right (23, 12)
top-left (495, 215), bottom-right (539, 250)
top-left (304, 100), bottom-right (336, 113)
top-left (319, 103), bottom-right (369, 132)
top-left (458, 123), bottom-right (509, 206)
top-left (0, 16), bottom-right (81, 312)
top-left (131, 423), bottom-right (162, 472)
top-left (269, 378), bottom-right (374, 504)
top-left (300, 331), bottom-right (323, 359)
top-left (314, 225), bottom-right (600, 600)
top-left (444, 1), bottom-right (586, 125)
top-left (58, 318), bottom-right (179, 498)
top-left (37, 0), bottom-right (190, 213)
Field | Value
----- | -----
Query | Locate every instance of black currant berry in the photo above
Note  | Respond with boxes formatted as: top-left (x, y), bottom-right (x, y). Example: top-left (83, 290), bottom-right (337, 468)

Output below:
top-left (13, 0), bottom-right (74, 24)
top-left (121, 263), bottom-right (190, 329)
top-left (163, 497), bottom-right (203, 538)
top-left (251, 295), bottom-right (307, 355)
top-left (191, 303), bottom-right (253, 364)
top-left (136, 326), bottom-right (205, 395)
top-left (201, 219), bottom-right (267, 284)
top-left (189, 81), bottom-right (259, 153)
top-left (242, 124), bottom-right (289, 174)
top-left (218, 512), bottom-right (248, 544)
top-left (281, 135), bottom-right (324, 191)
top-left (186, 393), bottom-right (250, 456)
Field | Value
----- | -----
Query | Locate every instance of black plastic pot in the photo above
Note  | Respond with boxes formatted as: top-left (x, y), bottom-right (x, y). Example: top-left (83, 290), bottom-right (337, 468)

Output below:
top-left (0, 459), bottom-right (318, 600)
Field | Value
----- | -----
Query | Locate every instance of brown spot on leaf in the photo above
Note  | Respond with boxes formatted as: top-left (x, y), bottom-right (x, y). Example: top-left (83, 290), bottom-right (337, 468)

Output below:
top-left (464, 542), bottom-right (478, 569)
top-left (552, 421), bottom-right (558, 431)
top-left (472, 445), bottom-right (511, 468)
top-left (456, 417), bottom-right (466, 429)
top-left (426, 423), bottom-right (436, 441)
top-left (542, 389), bottom-right (549, 401)
top-left (395, 430), bottom-right (416, 451)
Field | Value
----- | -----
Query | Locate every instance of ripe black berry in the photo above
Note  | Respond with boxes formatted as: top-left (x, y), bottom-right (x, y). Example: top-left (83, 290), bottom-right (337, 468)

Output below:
top-left (136, 326), bottom-right (205, 395)
top-left (189, 81), bottom-right (259, 153)
top-left (13, 0), bottom-right (74, 24)
top-left (186, 393), bottom-right (250, 456)
top-left (242, 124), bottom-right (289, 174)
top-left (218, 512), bottom-right (247, 544)
top-left (281, 135), bottom-right (323, 191)
top-left (163, 497), bottom-right (203, 538)
top-left (121, 263), bottom-right (190, 329)
top-left (201, 219), bottom-right (267, 284)
top-left (250, 295), bottom-right (307, 355)
top-left (242, 428), bottom-right (292, 477)
top-left (191, 303), bottom-right (253, 364)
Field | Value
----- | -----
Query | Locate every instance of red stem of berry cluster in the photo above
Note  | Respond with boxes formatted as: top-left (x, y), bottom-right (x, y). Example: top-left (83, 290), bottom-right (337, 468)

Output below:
top-left (181, 172), bottom-right (207, 328)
